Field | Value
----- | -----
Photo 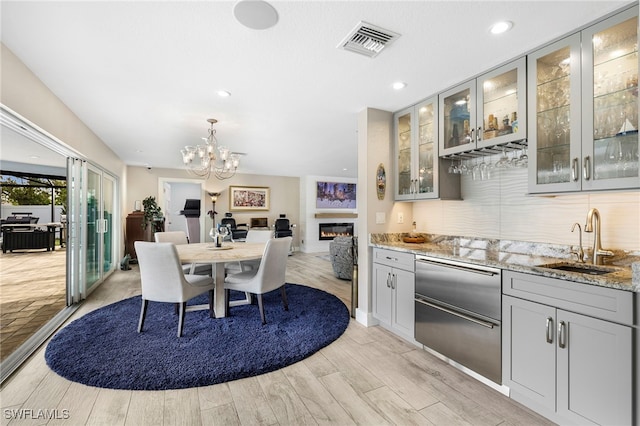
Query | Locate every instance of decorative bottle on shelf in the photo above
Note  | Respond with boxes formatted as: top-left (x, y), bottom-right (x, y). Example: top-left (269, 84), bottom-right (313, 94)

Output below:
top-left (511, 112), bottom-right (518, 133)
top-left (449, 124), bottom-right (459, 148)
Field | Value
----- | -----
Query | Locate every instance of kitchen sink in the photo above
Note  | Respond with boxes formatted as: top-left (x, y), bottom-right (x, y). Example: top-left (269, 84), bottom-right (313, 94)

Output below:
top-left (537, 262), bottom-right (619, 276)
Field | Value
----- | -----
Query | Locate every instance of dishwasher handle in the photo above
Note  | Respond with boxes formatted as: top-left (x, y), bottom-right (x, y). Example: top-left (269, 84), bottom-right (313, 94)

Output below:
top-left (416, 256), bottom-right (499, 277)
top-left (415, 295), bottom-right (496, 329)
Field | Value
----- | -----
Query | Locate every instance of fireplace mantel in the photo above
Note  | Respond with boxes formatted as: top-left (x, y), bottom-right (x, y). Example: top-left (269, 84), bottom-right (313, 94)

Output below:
top-left (314, 213), bottom-right (358, 219)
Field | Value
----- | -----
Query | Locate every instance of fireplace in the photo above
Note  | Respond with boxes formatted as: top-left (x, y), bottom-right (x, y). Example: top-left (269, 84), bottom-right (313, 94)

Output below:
top-left (318, 223), bottom-right (354, 240)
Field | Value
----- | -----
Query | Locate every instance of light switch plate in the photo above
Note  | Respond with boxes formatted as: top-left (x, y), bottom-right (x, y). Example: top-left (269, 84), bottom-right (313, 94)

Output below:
top-left (376, 212), bottom-right (386, 224)
top-left (398, 212), bottom-right (404, 224)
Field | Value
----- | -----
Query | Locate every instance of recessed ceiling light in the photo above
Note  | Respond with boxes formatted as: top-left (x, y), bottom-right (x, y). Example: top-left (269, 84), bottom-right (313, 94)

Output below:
top-left (217, 90), bottom-right (231, 97)
top-left (29, 155), bottom-right (40, 159)
top-left (490, 21), bottom-right (513, 35)
top-left (233, 0), bottom-right (278, 30)
top-left (392, 81), bottom-right (407, 90)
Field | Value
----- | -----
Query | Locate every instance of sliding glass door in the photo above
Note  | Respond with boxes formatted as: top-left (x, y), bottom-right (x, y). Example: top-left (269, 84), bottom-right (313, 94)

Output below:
top-left (1, 106), bottom-right (119, 382)
top-left (86, 166), bottom-right (116, 291)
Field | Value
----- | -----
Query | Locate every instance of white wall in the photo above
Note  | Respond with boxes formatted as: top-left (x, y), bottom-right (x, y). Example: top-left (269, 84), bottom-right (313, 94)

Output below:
top-left (1, 43), bottom-right (127, 254)
top-left (126, 166), bottom-right (301, 249)
top-left (356, 108), bottom-right (400, 326)
top-left (299, 175), bottom-right (358, 253)
top-left (411, 154), bottom-right (640, 252)
top-left (1, 205), bottom-right (64, 223)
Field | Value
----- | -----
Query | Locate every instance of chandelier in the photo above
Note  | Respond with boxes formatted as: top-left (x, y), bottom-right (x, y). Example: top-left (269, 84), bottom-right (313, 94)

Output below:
top-left (181, 118), bottom-right (241, 180)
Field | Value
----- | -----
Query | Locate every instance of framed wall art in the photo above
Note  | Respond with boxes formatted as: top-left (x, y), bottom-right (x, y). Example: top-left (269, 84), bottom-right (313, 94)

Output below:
top-left (316, 181), bottom-right (356, 209)
top-left (229, 186), bottom-right (270, 211)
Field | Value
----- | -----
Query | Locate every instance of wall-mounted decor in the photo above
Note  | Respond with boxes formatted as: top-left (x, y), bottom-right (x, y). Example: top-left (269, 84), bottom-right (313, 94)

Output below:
top-left (229, 186), bottom-right (270, 211)
top-left (376, 163), bottom-right (386, 200)
top-left (316, 181), bottom-right (356, 209)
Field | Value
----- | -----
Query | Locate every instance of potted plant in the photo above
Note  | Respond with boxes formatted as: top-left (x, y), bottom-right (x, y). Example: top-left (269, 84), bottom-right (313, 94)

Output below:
top-left (142, 196), bottom-right (163, 232)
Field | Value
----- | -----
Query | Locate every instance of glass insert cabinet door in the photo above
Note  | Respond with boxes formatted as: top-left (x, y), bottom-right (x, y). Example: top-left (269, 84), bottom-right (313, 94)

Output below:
top-left (394, 97), bottom-right (439, 200)
top-left (582, 8), bottom-right (639, 191)
top-left (439, 58), bottom-right (526, 156)
top-left (417, 100), bottom-right (436, 197)
top-left (476, 57), bottom-right (527, 150)
top-left (528, 33), bottom-right (583, 193)
top-left (440, 81), bottom-right (476, 155)
top-left (395, 108), bottom-right (413, 198)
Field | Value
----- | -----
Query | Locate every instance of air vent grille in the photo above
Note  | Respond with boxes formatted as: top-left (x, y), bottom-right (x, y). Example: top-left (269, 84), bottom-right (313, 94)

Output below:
top-left (338, 21), bottom-right (400, 58)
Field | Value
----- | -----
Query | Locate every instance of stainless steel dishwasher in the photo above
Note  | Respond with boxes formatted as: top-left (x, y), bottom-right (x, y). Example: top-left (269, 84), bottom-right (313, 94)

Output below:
top-left (414, 255), bottom-right (502, 384)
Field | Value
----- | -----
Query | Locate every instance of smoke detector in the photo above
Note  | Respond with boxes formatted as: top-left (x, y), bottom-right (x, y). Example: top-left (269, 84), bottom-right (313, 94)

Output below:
top-left (337, 21), bottom-right (400, 58)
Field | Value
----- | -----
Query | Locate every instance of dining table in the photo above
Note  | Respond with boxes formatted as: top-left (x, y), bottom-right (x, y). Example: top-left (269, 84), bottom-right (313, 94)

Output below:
top-left (175, 241), bottom-right (266, 318)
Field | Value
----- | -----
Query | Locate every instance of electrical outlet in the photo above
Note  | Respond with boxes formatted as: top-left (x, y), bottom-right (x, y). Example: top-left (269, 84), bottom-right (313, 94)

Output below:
top-left (398, 212), bottom-right (404, 224)
top-left (376, 212), bottom-right (386, 224)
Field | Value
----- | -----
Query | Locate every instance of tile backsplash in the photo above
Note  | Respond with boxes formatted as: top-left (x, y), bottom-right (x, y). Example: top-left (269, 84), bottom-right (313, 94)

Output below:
top-left (412, 163), bottom-right (640, 252)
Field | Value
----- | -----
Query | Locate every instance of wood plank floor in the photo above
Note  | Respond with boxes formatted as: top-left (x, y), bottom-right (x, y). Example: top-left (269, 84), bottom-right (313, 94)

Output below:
top-left (0, 247), bottom-right (67, 361)
top-left (0, 252), bottom-right (553, 425)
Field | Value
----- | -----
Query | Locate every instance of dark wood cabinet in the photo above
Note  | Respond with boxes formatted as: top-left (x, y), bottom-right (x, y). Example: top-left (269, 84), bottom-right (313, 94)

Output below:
top-left (125, 211), bottom-right (160, 260)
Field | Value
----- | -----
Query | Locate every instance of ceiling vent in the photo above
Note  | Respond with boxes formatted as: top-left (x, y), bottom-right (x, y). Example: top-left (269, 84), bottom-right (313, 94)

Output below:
top-left (337, 21), bottom-right (400, 58)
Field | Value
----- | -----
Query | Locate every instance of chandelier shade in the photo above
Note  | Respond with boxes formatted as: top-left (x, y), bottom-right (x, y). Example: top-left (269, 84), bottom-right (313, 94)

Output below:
top-left (181, 119), bottom-right (241, 180)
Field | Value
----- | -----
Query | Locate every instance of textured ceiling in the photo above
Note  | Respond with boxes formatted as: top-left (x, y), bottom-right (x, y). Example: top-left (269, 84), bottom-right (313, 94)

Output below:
top-left (1, 1), bottom-right (631, 178)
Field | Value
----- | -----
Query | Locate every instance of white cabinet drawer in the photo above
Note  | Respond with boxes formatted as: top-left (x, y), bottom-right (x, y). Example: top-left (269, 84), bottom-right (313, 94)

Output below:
top-left (372, 248), bottom-right (415, 272)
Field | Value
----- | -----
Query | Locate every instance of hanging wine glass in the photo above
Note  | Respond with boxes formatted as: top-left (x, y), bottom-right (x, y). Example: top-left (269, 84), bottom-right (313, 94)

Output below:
top-left (495, 148), bottom-right (510, 168)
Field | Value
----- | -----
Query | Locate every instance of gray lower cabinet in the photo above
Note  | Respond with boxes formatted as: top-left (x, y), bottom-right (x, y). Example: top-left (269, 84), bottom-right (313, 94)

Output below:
top-left (372, 248), bottom-right (415, 340)
top-left (502, 271), bottom-right (633, 425)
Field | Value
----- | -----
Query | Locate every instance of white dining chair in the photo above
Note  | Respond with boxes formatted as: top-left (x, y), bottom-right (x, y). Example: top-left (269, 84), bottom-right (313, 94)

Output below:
top-left (238, 229), bottom-right (273, 272)
top-left (154, 231), bottom-right (212, 276)
top-left (135, 241), bottom-right (215, 337)
top-left (224, 237), bottom-right (292, 324)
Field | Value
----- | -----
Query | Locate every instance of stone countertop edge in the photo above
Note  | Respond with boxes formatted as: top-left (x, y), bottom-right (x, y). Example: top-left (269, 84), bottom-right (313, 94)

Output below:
top-left (369, 233), bottom-right (640, 293)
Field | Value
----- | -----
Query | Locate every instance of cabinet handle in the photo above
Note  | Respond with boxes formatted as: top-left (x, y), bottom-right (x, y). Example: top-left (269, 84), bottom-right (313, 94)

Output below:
top-left (571, 158), bottom-right (579, 181)
top-left (546, 317), bottom-right (553, 344)
top-left (386, 273), bottom-right (391, 288)
top-left (583, 156), bottom-right (591, 181)
top-left (476, 127), bottom-right (482, 142)
top-left (391, 273), bottom-right (396, 290)
top-left (558, 320), bottom-right (567, 349)
top-left (470, 128), bottom-right (475, 143)
top-left (412, 179), bottom-right (417, 194)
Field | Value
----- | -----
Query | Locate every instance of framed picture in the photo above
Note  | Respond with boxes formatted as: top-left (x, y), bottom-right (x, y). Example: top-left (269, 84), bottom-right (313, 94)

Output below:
top-left (316, 181), bottom-right (356, 209)
top-left (229, 186), bottom-right (270, 211)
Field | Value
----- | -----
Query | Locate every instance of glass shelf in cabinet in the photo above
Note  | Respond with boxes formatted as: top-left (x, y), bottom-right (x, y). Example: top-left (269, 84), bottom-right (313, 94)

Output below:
top-left (483, 90), bottom-right (518, 106)
top-left (593, 29), bottom-right (639, 65)
top-left (535, 143), bottom-right (571, 153)
top-left (593, 83), bottom-right (639, 103)
top-left (536, 66), bottom-right (571, 85)
top-left (536, 102), bottom-right (571, 116)
top-left (536, 74), bottom-right (571, 88)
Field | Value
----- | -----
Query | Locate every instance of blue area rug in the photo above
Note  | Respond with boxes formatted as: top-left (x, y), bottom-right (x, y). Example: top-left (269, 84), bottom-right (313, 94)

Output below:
top-left (45, 284), bottom-right (349, 390)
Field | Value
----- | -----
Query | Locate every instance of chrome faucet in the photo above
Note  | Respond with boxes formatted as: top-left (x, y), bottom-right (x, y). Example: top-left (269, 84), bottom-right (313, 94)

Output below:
top-left (570, 223), bottom-right (584, 263)
top-left (584, 208), bottom-right (614, 265)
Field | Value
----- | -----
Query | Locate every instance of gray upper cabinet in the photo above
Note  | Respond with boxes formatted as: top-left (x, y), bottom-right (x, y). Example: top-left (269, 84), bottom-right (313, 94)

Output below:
top-left (529, 6), bottom-right (639, 193)
top-left (394, 97), bottom-right (460, 201)
top-left (439, 57), bottom-right (527, 157)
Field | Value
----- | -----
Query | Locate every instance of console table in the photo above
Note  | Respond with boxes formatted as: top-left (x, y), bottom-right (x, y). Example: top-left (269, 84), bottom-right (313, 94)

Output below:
top-left (1, 224), bottom-right (58, 253)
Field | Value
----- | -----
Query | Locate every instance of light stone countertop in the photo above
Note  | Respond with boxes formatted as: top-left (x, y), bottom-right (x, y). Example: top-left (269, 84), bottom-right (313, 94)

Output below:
top-left (369, 233), bottom-right (640, 293)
